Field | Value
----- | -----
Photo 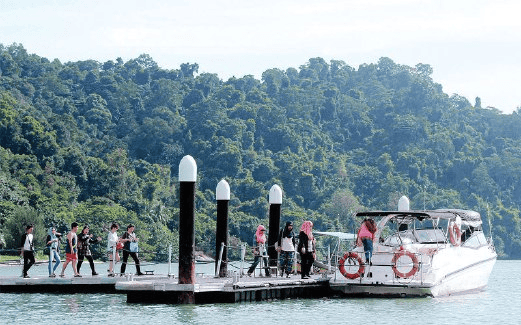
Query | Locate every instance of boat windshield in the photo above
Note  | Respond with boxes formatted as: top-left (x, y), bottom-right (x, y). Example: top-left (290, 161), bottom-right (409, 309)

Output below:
top-left (378, 215), bottom-right (448, 246)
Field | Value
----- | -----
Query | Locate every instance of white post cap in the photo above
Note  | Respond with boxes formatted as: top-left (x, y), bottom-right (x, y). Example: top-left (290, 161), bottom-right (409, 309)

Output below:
top-left (179, 155), bottom-right (197, 182)
top-left (216, 179), bottom-right (230, 200)
top-left (398, 195), bottom-right (410, 211)
top-left (269, 184), bottom-right (283, 204)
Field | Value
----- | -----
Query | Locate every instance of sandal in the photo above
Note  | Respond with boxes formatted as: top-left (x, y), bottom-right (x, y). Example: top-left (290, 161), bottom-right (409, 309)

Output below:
top-left (74, 274), bottom-right (82, 277)
top-left (59, 274), bottom-right (65, 278)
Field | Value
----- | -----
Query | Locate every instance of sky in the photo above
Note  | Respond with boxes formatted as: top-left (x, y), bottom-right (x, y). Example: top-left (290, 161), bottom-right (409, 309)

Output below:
top-left (1, 0), bottom-right (520, 114)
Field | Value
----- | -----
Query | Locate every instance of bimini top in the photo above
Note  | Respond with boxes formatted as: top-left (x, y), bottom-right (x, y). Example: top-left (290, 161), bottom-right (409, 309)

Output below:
top-left (314, 231), bottom-right (356, 240)
top-left (356, 209), bottom-right (482, 223)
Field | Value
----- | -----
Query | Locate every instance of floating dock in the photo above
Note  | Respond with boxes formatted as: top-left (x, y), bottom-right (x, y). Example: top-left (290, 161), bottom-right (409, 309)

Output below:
top-left (118, 275), bottom-right (330, 304)
top-left (0, 273), bottom-right (332, 303)
top-left (0, 274), bottom-right (162, 294)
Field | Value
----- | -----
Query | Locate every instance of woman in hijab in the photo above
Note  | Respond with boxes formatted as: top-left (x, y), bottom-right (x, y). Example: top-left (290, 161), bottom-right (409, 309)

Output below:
top-left (246, 225), bottom-right (271, 277)
top-left (297, 221), bottom-right (315, 279)
top-left (277, 221), bottom-right (296, 277)
top-left (46, 227), bottom-right (61, 277)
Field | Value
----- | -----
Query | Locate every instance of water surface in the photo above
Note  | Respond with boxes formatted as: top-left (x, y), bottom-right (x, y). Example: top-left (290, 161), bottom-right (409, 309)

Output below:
top-left (1, 260), bottom-right (517, 324)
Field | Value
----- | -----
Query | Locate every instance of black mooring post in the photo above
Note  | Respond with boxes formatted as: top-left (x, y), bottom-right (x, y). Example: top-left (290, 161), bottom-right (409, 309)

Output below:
top-left (178, 155), bottom-right (197, 304)
top-left (267, 184), bottom-right (282, 267)
top-left (215, 179), bottom-right (230, 277)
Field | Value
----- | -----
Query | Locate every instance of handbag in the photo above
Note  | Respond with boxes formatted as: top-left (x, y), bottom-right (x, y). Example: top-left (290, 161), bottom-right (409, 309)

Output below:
top-left (129, 242), bottom-right (139, 253)
top-left (43, 247), bottom-right (50, 255)
top-left (116, 242), bottom-right (124, 251)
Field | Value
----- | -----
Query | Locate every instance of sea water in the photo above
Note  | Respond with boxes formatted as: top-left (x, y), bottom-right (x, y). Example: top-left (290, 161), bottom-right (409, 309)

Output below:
top-left (0, 260), bottom-right (518, 325)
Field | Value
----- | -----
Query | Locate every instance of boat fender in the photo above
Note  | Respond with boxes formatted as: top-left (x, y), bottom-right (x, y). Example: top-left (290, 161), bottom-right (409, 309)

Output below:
top-left (391, 250), bottom-right (419, 278)
top-left (449, 222), bottom-right (462, 246)
top-left (338, 252), bottom-right (365, 280)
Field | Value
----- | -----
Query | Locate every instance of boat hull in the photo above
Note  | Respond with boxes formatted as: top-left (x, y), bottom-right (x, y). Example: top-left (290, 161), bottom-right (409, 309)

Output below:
top-left (330, 255), bottom-right (496, 297)
top-left (329, 253), bottom-right (496, 297)
top-left (429, 255), bottom-right (496, 297)
top-left (330, 246), bottom-right (497, 297)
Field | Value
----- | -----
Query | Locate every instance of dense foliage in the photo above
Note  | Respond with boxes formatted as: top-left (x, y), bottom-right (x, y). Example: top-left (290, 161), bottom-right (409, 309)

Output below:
top-left (1, 43), bottom-right (520, 259)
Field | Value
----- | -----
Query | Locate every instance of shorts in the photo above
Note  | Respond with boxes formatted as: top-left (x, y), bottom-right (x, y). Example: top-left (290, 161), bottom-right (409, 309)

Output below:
top-left (66, 253), bottom-right (77, 261)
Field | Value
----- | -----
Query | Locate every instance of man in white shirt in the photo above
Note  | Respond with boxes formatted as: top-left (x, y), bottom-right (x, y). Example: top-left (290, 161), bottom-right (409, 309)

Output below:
top-left (21, 225), bottom-right (35, 278)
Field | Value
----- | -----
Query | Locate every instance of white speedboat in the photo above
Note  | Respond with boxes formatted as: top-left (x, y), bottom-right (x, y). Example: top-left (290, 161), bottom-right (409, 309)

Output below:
top-left (329, 209), bottom-right (497, 297)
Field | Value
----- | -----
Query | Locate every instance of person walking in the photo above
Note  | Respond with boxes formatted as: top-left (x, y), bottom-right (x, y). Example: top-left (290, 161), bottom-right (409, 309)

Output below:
top-left (277, 221), bottom-right (296, 277)
top-left (46, 227), bottom-right (62, 277)
top-left (20, 225), bottom-right (35, 278)
top-left (120, 224), bottom-right (144, 276)
top-left (60, 222), bottom-right (81, 277)
top-left (106, 223), bottom-right (120, 277)
top-left (247, 225), bottom-right (271, 277)
top-left (77, 225), bottom-right (102, 276)
top-left (298, 221), bottom-right (316, 279)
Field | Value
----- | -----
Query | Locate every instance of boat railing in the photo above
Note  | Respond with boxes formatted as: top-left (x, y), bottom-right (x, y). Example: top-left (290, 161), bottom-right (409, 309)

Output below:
top-left (207, 242), bottom-right (338, 278)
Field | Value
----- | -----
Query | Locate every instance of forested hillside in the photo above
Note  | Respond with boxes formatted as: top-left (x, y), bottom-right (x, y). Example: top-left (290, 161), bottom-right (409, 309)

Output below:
top-left (1, 43), bottom-right (520, 259)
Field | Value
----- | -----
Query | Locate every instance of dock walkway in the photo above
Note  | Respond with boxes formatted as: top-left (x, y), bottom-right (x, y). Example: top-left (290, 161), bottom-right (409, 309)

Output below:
top-left (118, 274), bottom-right (330, 303)
top-left (0, 273), bottom-right (332, 303)
top-left (0, 274), bottom-right (165, 293)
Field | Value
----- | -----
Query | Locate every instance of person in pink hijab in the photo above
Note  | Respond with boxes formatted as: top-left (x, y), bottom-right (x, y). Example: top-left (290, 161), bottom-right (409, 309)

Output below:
top-left (246, 225), bottom-right (271, 277)
top-left (297, 221), bottom-right (316, 279)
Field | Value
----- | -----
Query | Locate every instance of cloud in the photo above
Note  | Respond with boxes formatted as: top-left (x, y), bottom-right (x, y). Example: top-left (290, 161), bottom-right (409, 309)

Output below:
top-left (1, 0), bottom-right (520, 112)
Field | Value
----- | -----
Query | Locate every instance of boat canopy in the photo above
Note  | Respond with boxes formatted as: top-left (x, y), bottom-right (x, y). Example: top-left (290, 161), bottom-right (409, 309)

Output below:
top-left (314, 231), bottom-right (356, 240)
top-left (356, 209), bottom-right (483, 227)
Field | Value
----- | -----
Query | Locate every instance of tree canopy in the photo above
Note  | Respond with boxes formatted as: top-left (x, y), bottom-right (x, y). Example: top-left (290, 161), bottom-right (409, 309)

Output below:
top-left (1, 43), bottom-right (520, 259)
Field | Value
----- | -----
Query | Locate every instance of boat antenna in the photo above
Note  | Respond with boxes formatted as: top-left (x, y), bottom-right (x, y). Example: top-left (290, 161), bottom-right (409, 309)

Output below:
top-left (487, 203), bottom-right (493, 240)
top-left (423, 185), bottom-right (426, 210)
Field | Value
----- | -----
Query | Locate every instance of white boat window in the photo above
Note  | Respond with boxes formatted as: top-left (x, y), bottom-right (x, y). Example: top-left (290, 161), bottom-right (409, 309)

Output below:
top-left (462, 232), bottom-right (487, 248)
top-left (382, 232), bottom-right (415, 246)
top-left (436, 218), bottom-right (450, 230)
top-left (379, 216), bottom-right (450, 247)
top-left (379, 219), bottom-right (415, 246)
top-left (414, 229), bottom-right (447, 244)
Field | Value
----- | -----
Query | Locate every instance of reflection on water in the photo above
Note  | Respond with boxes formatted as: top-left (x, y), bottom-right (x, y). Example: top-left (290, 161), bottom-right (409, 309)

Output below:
top-left (0, 260), bottom-right (519, 325)
top-left (64, 296), bottom-right (80, 314)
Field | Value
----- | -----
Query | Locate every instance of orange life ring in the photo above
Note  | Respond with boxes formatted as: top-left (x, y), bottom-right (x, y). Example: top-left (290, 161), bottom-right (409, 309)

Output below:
top-left (391, 250), bottom-right (419, 278)
top-left (338, 252), bottom-right (365, 279)
top-left (449, 223), bottom-right (462, 246)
